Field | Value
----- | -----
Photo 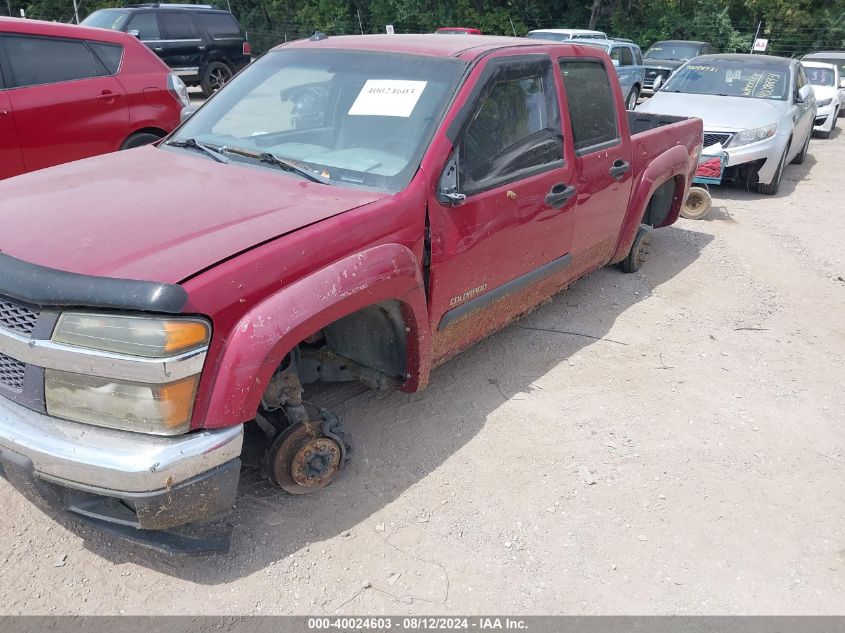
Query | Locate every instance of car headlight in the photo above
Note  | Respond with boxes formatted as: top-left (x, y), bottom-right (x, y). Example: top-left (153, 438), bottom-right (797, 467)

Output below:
top-left (728, 124), bottom-right (778, 147)
top-left (817, 97), bottom-right (833, 107)
top-left (46, 314), bottom-right (210, 435)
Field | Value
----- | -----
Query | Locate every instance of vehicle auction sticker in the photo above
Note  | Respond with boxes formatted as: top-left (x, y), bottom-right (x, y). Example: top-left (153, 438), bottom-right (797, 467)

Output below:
top-left (348, 79), bottom-right (427, 117)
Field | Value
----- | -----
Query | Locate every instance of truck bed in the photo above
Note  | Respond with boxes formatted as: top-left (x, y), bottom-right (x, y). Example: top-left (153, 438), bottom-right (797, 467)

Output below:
top-left (627, 111), bottom-right (692, 136)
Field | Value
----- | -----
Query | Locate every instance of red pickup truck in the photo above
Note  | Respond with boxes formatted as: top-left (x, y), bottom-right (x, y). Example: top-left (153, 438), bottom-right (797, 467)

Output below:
top-left (0, 34), bottom-right (701, 553)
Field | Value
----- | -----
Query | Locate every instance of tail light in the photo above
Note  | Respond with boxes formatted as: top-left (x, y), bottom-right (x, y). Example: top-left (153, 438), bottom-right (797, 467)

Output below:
top-left (243, 41), bottom-right (251, 56)
top-left (167, 72), bottom-right (191, 108)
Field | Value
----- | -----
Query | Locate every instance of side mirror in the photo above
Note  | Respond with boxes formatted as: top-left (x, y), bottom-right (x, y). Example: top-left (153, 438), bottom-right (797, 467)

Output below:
top-left (652, 75), bottom-right (664, 91)
top-left (797, 84), bottom-right (813, 103)
top-left (128, 29), bottom-right (140, 38)
top-left (611, 58), bottom-right (620, 67)
top-left (180, 106), bottom-right (198, 123)
top-left (437, 152), bottom-right (466, 207)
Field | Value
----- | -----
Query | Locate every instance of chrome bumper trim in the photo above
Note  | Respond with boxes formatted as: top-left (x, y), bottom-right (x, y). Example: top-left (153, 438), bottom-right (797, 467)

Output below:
top-left (0, 325), bottom-right (206, 383)
top-left (173, 67), bottom-right (200, 77)
top-left (0, 394), bottom-right (242, 493)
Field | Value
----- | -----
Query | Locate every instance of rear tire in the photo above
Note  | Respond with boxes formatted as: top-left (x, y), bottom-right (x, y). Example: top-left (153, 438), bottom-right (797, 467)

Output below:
top-left (120, 132), bottom-right (162, 150)
top-left (626, 86), bottom-right (640, 111)
top-left (757, 143), bottom-right (788, 195)
top-left (200, 61), bottom-right (233, 98)
top-left (619, 225), bottom-right (651, 273)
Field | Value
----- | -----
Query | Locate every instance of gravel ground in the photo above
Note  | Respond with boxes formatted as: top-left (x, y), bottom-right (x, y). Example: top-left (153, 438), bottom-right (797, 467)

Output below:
top-left (1, 127), bottom-right (843, 616)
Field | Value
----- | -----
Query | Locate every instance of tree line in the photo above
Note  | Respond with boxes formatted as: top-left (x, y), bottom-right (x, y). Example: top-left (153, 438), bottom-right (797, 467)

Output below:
top-left (7, 0), bottom-right (845, 57)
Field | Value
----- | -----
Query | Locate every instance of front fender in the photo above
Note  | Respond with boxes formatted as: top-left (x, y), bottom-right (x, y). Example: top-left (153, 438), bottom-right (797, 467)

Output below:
top-left (201, 243), bottom-right (429, 428)
top-left (611, 143), bottom-right (691, 263)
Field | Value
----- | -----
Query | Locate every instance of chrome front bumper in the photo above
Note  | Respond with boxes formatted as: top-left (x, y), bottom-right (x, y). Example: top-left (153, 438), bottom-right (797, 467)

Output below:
top-left (0, 394), bottom-right (242, 493)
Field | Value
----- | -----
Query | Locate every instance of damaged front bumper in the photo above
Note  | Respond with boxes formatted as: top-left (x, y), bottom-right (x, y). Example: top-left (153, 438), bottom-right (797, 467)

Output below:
top-left (0, 394), bottom-right (243, 554)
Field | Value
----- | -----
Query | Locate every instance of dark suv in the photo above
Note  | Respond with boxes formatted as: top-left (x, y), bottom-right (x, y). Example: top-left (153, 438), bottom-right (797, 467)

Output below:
top-left (82, 3), bottom-right (250, 97)
top-left (641, 40), bottom-right (713, 96)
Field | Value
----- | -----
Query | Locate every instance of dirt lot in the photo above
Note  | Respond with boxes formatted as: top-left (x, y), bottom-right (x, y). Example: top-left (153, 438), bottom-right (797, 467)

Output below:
top-left (1, 127), bottom-right (843, 616)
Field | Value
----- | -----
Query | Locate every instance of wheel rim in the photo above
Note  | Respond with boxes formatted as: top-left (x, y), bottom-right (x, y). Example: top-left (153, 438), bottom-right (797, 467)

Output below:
top-left (209, 66), bottom-right (231, 92)
top-left (268, 422), bottom-right (343, 494)
top-left (628, 90), bottom-right (638, 110)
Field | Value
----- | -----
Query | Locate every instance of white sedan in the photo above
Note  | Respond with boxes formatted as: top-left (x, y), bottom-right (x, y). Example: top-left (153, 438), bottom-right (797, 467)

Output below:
top-left (803, 61), bottom-right (841, 138)
top-left (639, 54), bottom-right (816, 195)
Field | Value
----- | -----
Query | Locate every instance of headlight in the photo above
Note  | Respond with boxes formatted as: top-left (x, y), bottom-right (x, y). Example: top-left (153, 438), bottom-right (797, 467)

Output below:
top-left (728, 124), bottom-right (778, 147)
top-left (818, 97), bottom-right (833, 107)
top-left (45, 371), bottom-right (199, 435)
top-left (53, 313), bottom-right (209, 357)
top-left (47, 314), bottom-right (210, 435)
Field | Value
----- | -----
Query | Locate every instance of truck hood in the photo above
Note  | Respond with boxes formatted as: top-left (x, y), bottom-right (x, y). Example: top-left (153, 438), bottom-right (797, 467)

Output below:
top-left (644, 59), bottom-right (684, 72)
top-left (0, 147), bottom-right (387, 284)
top-left (639, 92), bottom-right (786, 131)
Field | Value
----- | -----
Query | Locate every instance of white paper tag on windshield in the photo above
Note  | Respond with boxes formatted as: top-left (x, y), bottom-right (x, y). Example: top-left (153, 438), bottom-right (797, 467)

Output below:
top-left (348, 80), bottom-right (427, 117)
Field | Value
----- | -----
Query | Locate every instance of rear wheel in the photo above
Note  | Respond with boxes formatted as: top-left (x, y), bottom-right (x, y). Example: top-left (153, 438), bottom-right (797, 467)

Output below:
top-left (619, 225), bottom-right (651, 273)
top-left (626, 86), bottom-right (640, 111)
top-left (200, 61), bottom-right (233, 98)
top-left (120, 131), bottom-right (162, 150)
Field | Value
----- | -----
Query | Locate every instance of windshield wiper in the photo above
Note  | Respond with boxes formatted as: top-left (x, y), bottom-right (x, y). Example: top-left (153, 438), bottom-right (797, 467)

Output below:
top-left (165, 138), bottom-right (230, 163)
top-left (220, 146), bottom-right (331, 184)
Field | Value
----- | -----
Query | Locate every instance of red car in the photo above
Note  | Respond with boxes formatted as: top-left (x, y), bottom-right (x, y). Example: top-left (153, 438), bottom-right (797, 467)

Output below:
top-left (0, 17), bottom-right (187, 180)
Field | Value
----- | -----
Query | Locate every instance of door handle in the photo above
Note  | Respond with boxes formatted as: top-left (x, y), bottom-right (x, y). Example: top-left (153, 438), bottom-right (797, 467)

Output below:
top-left (609, 159), bottom-right (631, 181)
top-left (97, 91), bottom-right (119, 102)
top-left (545, 183), bottom-right (576, 208)
top-left (154, 47), bottom-right (163, 52)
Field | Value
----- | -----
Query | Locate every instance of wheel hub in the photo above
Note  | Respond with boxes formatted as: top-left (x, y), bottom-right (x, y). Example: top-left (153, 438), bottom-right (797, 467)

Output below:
top-left (266, 417), bottom-right (348, 495)
top-left (292, 437), bottom-right (341, 486)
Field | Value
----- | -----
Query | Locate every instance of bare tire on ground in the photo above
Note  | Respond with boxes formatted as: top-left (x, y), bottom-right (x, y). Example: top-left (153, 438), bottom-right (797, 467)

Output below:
top-left (681, 186), bottom-right (712, 220)
top-left (120, 132), bottom-right (162, 150)
top-left (620, 225), bottom-right (651, 273)
top-left (200, 61), bottom-right (233, 98)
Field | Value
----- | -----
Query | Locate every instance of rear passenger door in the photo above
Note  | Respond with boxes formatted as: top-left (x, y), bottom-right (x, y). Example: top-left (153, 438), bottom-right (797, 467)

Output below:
top-left (157, 11), bottom-right (204, 75)
top-left (0, 58), bottom-right (26, 179)
top-left (0, 34), bottom-right (129, 171)
top-left (558, 56), bottom-right (634, 271)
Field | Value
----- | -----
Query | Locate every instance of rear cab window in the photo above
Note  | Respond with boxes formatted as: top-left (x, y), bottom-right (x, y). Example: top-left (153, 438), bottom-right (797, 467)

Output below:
top-left (559, 59), bottom-right (620, 155)
top-left (2, 35), bottom-right (99, 88)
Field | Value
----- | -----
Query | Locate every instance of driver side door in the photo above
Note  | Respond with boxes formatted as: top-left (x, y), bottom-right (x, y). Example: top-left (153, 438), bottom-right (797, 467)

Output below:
top-left (427, 54), bottom-right (577, 361)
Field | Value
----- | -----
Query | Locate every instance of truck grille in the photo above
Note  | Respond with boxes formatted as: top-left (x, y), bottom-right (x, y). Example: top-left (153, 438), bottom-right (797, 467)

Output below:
top-left (703, 132), bottom-right (734, 148)
top-left (0, 351), bottom-right (25, 392)
top-left (0, 299), bottom-right (39, 335)
top-left (644, 67), bottom-right (671, 89)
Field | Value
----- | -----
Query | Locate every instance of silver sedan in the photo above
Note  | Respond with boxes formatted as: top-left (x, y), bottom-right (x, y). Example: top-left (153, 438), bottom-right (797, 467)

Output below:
top-left (638, 54), bottom-right (816, 195)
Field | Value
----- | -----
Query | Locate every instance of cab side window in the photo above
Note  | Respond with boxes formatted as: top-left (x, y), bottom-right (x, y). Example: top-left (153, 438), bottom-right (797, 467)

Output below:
top-left (3, 35), bottom-right (98, 88)
top-left (633, 47), bottom-right (643, 65)
top-left (559, 59), bottom-right (620, 154)
top-left (160, 12), bottom-right (198, 40)
top-left (620, 47), bottom-right (634, 66)
top-left (460, 59), bottom-right (563, 193)
top-left (126, 13), bottom-right (161, 41)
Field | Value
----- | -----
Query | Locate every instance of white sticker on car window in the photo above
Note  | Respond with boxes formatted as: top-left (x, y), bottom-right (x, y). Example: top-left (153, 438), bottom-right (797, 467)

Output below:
top-left (348, 80), bottom-right (427, 117)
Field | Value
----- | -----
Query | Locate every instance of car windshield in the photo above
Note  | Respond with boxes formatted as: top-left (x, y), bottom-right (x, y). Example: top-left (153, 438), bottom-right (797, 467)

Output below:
top-left (806, 67), bottom-right (835, 87)
top-left (81, 9), bottom-right (129, 30)
top-left (645, 43), bottom-right (701, 62)
top-left (171, 49), bottom-right (466, 193)
top-left (661, 58), bottom-right (789, 100)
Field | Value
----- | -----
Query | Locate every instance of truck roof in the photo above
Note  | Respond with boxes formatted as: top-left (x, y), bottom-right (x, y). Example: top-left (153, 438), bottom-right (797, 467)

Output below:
top-left (278, 33), bottom-right (552, 59)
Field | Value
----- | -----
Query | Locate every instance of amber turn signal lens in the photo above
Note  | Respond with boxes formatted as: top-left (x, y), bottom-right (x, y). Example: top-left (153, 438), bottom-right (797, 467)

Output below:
top-left (164, 321), bottom-right (211, 354)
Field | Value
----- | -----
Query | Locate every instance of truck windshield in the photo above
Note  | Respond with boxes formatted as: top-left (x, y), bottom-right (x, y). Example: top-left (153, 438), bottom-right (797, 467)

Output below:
top-left (661, 59), bottom-right (789, 100)
top-left (645, 43), bottom-right (701, 62)
top-left (171, 49), bottom-right (466, 192)
top-left (80, 9), bottom-right (129, 30)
